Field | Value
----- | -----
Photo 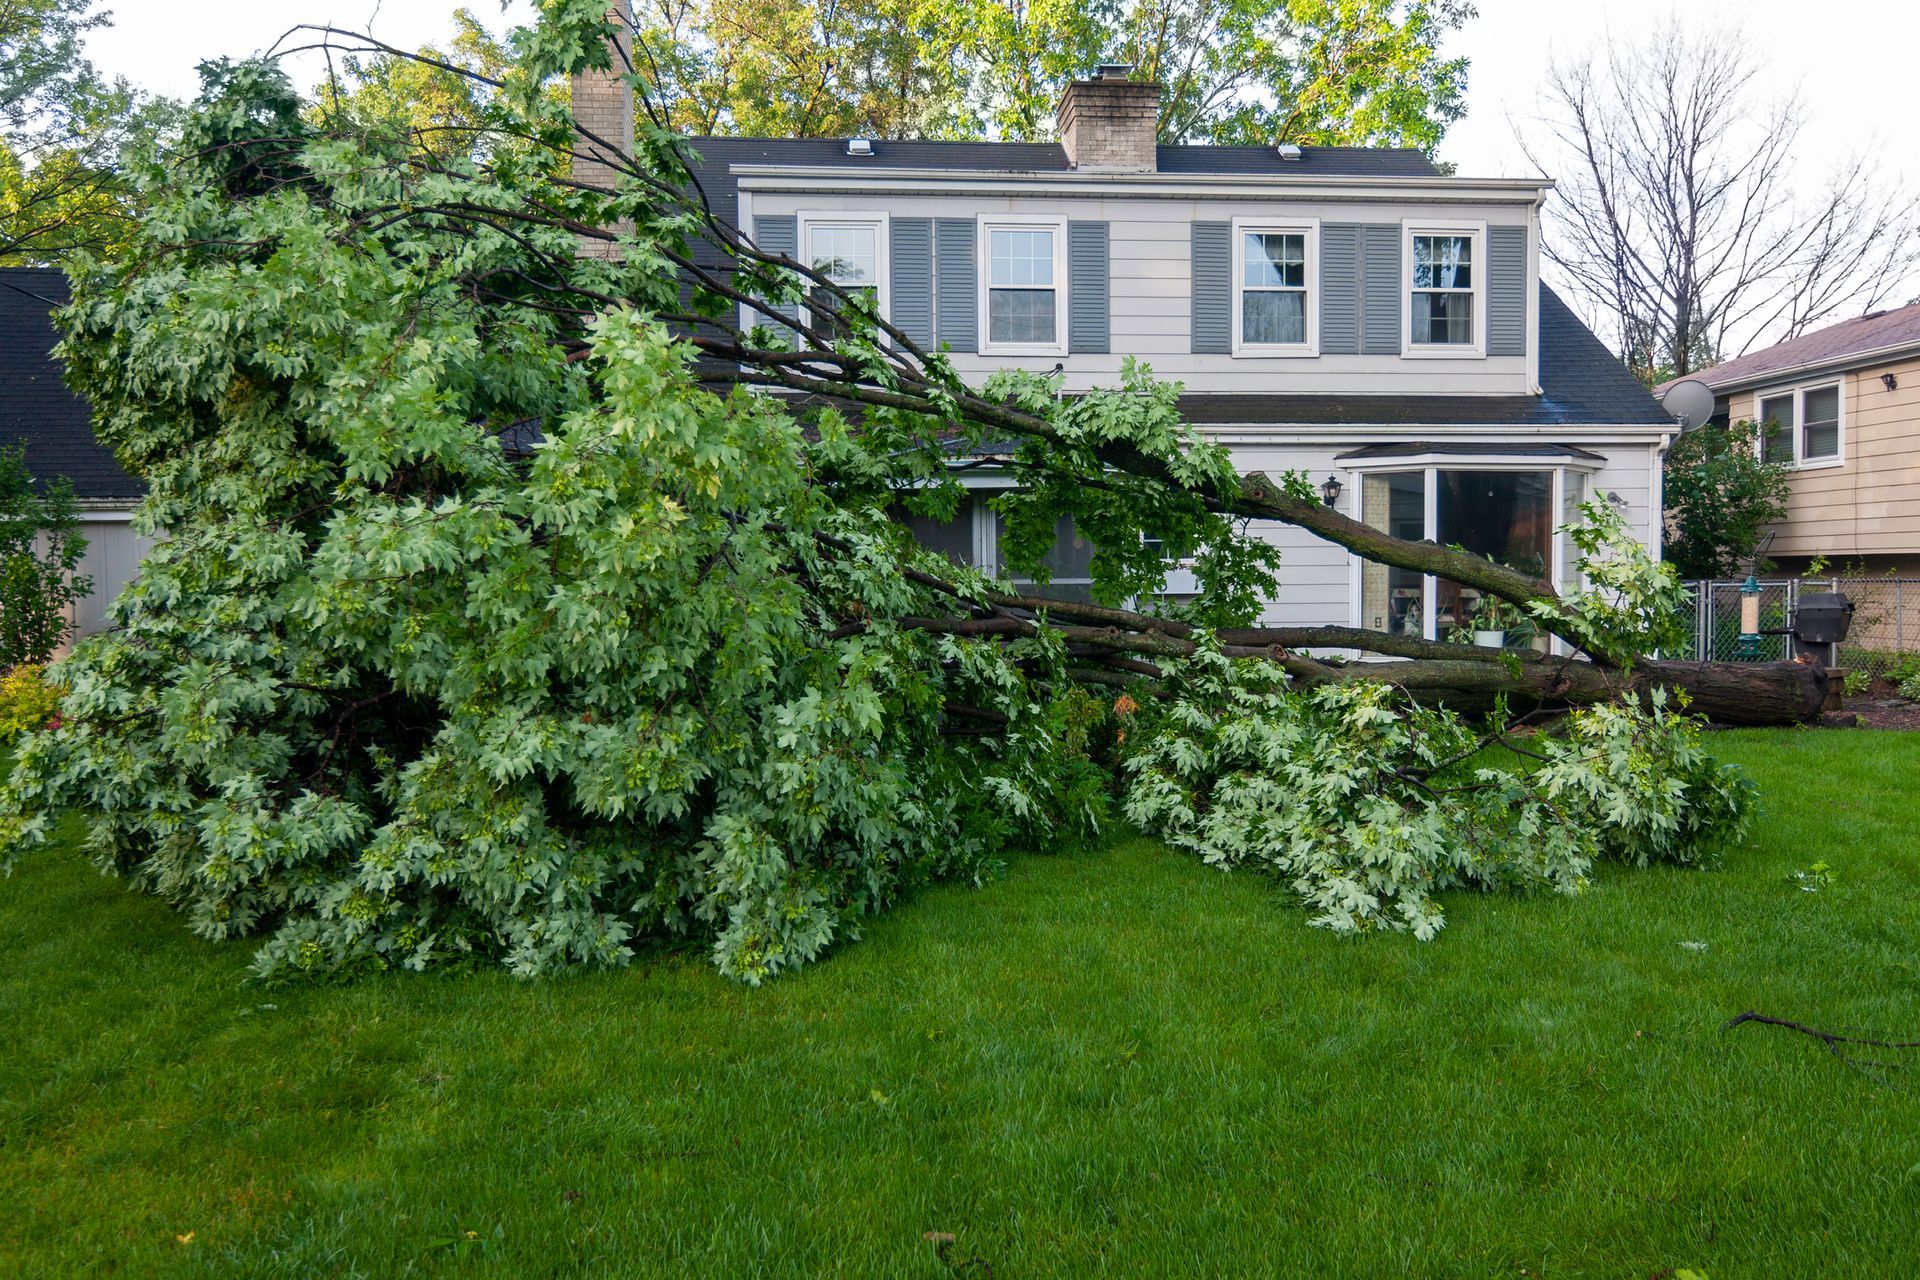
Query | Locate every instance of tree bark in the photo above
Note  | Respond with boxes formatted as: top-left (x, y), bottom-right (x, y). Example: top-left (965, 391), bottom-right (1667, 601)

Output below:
top-left (1338, 655), bottom-right (1828, 726)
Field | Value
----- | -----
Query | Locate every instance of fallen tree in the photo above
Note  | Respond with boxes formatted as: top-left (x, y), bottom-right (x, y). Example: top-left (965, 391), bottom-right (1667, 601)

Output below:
top-left (0, 5), bottom-right (1775, 981)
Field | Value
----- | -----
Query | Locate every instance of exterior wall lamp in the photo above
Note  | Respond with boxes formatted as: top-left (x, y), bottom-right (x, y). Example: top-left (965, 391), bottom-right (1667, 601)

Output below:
top-left (1737, 573), bottom-right (1762, 660)
top-left (1321, 474), bottom-right (1344, 508)
top-left (1883, 373), bottom-right (1899, 392)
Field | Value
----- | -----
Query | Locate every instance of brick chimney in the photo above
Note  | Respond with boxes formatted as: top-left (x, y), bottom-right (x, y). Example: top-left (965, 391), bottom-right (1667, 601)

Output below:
top-left (570, 4), bottom-right (635, 258)
top-left (1056, 64), bottom-right (1160, 173)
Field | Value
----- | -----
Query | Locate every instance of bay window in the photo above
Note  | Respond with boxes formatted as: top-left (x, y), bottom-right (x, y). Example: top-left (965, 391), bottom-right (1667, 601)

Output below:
top-left (980, 218), bottom-right (1066, 354)
top-left (1359, 465), bottom-right (1587, 648)
top-left (1233, 220), bottom-right (1318, 355)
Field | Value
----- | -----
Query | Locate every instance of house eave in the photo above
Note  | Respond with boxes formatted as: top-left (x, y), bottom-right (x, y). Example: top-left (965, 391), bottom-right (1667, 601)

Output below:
top-left (1693, 338), bottom-right (1920, 396)
top-left (731, 166), bottom-right (1555, 204)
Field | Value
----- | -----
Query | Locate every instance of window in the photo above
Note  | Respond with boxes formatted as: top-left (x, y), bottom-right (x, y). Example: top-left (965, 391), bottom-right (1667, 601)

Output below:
top-left (1233, 220), bottom-right (1318, 355)
top-left (891, 491), bottom-right (1094, 602)
top-left (1359, 465), bottom-right (1584, 649)
top-left (1756, 383), bottom-right (1842, 467)
top-left (980, 218), bottom-right (1066, 354)
top-left (1760, 393), bottom-right (1795, 464)
top-left (1405, 225), bottom-right (1484, 354)
top-left (800, 213), bottom-right (887, 338)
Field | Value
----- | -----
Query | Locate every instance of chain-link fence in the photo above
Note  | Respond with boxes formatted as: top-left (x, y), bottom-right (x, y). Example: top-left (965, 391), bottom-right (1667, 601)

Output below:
top-left (1682, 578), bottom-right (1920, 679)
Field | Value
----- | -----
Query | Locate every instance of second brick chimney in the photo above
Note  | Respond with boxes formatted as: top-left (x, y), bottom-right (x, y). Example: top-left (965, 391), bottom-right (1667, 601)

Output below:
top-left (571, 4), bottom-right (635, 257)
top-left (1056, 64), bottom-right (1160, 173)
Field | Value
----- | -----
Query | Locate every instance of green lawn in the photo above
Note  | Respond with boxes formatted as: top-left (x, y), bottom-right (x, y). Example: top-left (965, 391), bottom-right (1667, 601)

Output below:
top-left (4, 730), bottom-right (1918, 1278)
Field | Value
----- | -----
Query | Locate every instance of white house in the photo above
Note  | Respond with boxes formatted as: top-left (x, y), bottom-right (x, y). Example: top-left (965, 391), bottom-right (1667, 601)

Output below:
top-left (0, 268), bottom-right (154, 644)
top-left (665, 68), bottom-right (1672, 643)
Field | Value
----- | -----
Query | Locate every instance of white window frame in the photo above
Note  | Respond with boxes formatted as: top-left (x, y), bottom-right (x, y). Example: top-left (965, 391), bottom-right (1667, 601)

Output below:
top-left (1230, 217), bottom-right (1320, 358)
top-left (1344, 459), bottom-right (1601, 645)
top-left (1402, 221), bottom-right (1487, 358)
top-left (978, 214), bottom-right (1068, 357)
top-left (797, 210), bottom-right (890, 330)
top-left (1752, 381), bottom-right (1845, 470)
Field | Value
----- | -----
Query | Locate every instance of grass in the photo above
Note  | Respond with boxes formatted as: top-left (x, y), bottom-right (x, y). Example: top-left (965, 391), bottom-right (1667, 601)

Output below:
top-left (4, 730), bottom-right (1919, 1278)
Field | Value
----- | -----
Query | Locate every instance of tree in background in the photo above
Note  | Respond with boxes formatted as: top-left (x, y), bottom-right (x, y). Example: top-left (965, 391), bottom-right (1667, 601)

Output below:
top-left (0, 0), bottom-right (174, 266)
top-left (626, 0), bottom-right (1471, 146)
top-left (1520, 21), bottom-right (1920, 386)
top-left (0, 6), bottom-right (1775, 984)
top-left (1661, 421), bottom-right (1790, 581)
top-left (961, 0), bottom-right (1472, 146)
top-left (0, 444), bottom-right (89, 666)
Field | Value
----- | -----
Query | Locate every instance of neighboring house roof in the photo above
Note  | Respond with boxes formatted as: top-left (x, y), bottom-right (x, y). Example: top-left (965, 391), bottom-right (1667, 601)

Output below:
top-left (1335, 442), bottom-right (1606, 461)
top-left (0, 267), bottom-right (143, 501)
top-left (1179, 286), bottom-right (1667, 427)
top-left (1667, 300), bottom-right (1920, 394)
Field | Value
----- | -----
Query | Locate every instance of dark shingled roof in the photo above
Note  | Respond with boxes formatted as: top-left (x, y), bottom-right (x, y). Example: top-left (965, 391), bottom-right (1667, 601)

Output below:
top-left (1335, 442), bottom-right (1606, 461)
top-left (1176, 287), bottom-right (1668, 427)
top-left (676, 137), bottom-right (1439, 274)
top-left (0, 268), bottom-right (142, 500)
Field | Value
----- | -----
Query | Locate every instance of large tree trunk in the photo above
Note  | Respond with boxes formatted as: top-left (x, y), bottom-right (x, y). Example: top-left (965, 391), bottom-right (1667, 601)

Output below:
top-left (897, 594), bottom-right (1830, 726)
top-left (1346, 655), bottom-right (1828, 726)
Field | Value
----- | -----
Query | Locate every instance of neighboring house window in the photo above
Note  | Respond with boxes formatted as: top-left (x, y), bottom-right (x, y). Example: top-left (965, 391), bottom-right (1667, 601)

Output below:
top-left (800, 213), bottom-right (887, 338)
top-left (979, 217), bottom-right (1066, 354)
top-left (1404, 224), bottom-right (1485, 355)
top-left (1757, 383), bottom-right (1842, 467)
top-left (1232, 219), bottom-right (1318, 355)
top-left (1358, 466), bottom-right (1583, 644)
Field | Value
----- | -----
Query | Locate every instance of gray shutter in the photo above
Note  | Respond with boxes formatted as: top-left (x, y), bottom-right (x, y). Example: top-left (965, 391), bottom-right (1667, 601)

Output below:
top-left (754, 215), bottom-right (800, 330)
top-left (1068, 220), bottom-right (1110, 355)
top-left (1191, 221), bottom-right (1231, 354)
top-left (1487, 225), bottom-right (1527, 356)
top-left (935, 218), bottom-right (977, 352)
top-left (1320, 223), bottom-right (1362, 355)
top-left (891, 218), bottom-right (934, 349)
top-left (1360, 223), bottom-right (1401, 355)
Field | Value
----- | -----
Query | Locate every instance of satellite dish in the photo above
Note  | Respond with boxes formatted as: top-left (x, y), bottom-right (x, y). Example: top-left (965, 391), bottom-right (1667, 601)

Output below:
top-left (1661, 379), bottom-right (1717, 430)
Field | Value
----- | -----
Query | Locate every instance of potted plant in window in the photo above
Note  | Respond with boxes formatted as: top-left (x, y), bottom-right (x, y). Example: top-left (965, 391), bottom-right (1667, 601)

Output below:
top-left (1471, 596), bottom-right (1517, 648)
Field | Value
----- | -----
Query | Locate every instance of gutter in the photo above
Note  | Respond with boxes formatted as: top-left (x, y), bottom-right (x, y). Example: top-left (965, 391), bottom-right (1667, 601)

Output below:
top-left (732, 166), bottom-right (1555, 204)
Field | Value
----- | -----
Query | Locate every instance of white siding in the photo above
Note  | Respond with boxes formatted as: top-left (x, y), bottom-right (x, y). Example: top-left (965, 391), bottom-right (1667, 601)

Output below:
top-left (746, 189), bottom-right (1536, 395)
top-left (66, 510), bottom-right (155, 642)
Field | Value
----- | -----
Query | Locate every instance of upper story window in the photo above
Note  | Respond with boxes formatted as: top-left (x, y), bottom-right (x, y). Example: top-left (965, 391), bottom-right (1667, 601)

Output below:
top-left (980, 216), bottom-right (1066, 355)
top-left (1233, 219), bottom-right (1318, 356)
top-left (1759, 383), bottom-right (1842, 467)
top-left (800, 212), bottom-right (887, 337)
top-left (1405, 224), bottom-right (1485, 356)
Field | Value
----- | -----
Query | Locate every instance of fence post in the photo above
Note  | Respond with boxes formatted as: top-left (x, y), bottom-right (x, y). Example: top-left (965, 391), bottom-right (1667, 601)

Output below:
top-left (1899, 580), bottom-right (1905, 655)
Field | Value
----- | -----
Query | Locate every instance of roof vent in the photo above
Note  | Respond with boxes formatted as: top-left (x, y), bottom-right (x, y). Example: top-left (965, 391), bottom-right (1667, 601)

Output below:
top-left (846, 137), bottom-right (874, 157)
top-left (1275, 143), bottom-right (1303, 161)
top-left (1094, 63), bottom-right (1134, 80)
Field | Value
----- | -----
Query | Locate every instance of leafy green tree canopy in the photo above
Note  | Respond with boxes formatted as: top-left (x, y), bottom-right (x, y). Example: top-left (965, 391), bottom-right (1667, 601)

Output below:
top-left (0, 0), bottom-right (176, 265)
top-left (0, 443), bottom-right (89, 665)
top-left (0, 2), bottom-right (1750, 984)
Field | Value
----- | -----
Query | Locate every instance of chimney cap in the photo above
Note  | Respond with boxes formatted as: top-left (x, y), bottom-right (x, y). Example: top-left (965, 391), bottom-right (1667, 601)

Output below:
top-left (1094, 62), bottom-right (1134, 80)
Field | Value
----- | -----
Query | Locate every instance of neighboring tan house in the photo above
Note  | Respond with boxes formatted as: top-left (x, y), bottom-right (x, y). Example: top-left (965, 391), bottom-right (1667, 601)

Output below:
top-left (1673, 301), bottom-right (1920, 575)
top-left (0, 268), bottom-right (154, 640)
top-left (659, 70), bottom-right (1671, 645)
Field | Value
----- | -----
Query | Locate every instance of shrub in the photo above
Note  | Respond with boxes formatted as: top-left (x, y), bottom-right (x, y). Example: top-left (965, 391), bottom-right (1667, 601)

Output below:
top-left (0, 664), bottom-right (62, 744)
top-left (0, 444), bottom-right (91, 667)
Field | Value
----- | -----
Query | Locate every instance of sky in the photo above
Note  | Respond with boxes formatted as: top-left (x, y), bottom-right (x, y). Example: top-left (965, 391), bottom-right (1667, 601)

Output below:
top-left (83, 0), bottom-right (1919, 184)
